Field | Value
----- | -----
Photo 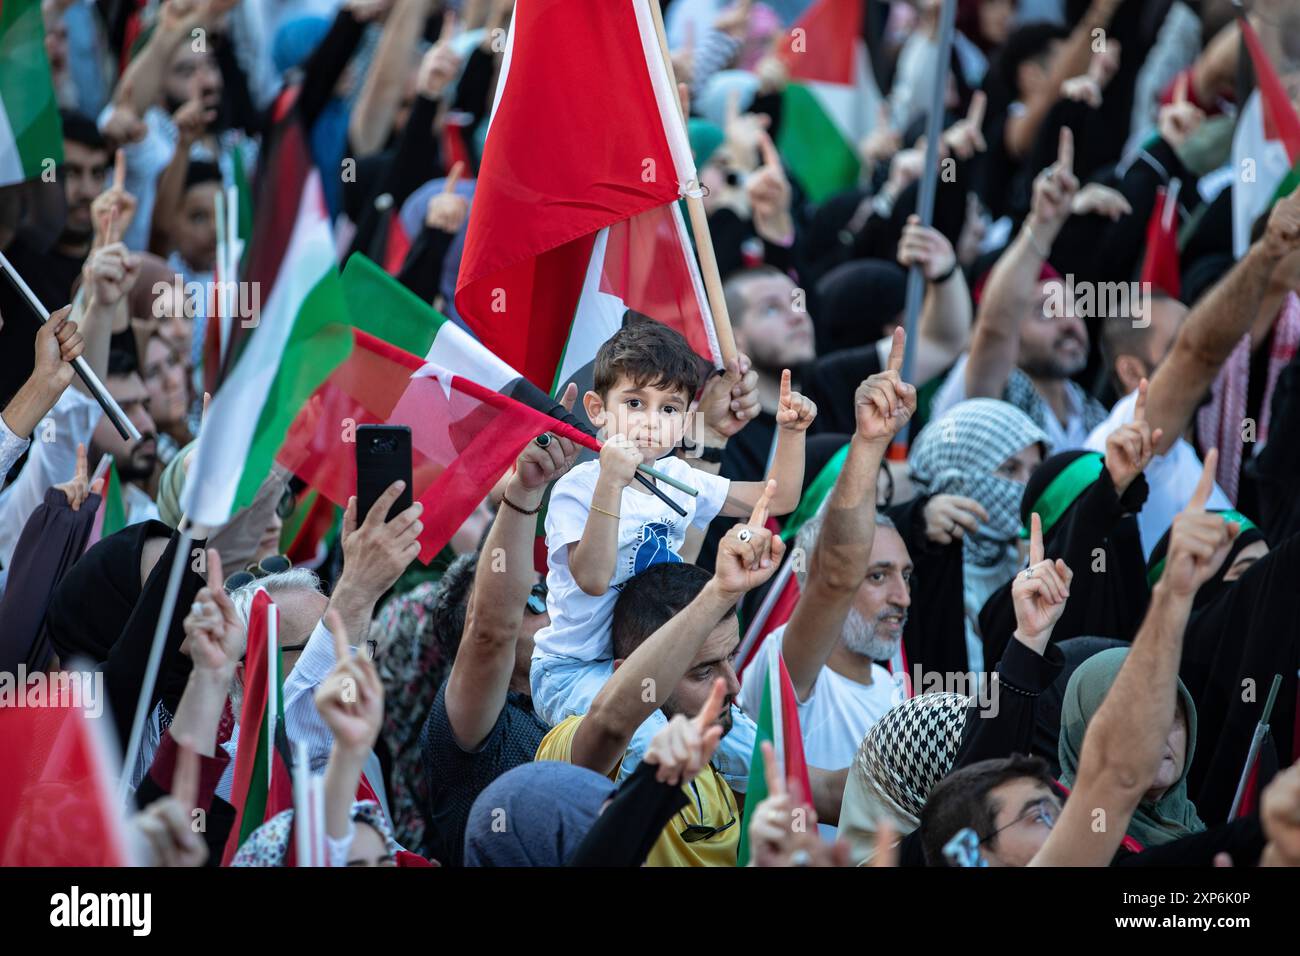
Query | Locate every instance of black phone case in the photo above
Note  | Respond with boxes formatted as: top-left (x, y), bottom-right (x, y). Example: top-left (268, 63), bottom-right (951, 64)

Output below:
top-left (355, 425), bottom-right (413, 524)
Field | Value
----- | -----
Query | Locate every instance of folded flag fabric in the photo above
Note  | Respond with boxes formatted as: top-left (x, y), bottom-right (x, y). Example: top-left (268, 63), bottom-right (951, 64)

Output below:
top-left (0, 0), bottom-right (63, 187)
top-left (776, 0), bottom-right (882, 204)
top-left (83, 458), bottom-right (127, 553)
top-left (221, 588), bottom-right (294, 865)
top-left (1140, 184), bottom-right (1181, 300)
top-left (1231, 13), bottom-right (1300, 258)
top-left (736, 648), bottom-right (813, 866)
top-left (455, 0), bottom-right (719, 395)
top-left (0, 700), bottom-right (128, 865)
top-left (277, 328), bottom-right (600, 563)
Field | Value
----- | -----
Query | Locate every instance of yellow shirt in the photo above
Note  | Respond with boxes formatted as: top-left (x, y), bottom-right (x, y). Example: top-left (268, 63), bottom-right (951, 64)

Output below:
top-left (535, 715), bottom-right (740, 867)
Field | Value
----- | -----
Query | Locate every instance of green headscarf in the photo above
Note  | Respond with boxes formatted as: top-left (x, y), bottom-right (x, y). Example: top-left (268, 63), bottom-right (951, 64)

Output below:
top-left (687, 118), bottom-right (724, 168)
top-left (1058, 647), bottom-right (1205, 848)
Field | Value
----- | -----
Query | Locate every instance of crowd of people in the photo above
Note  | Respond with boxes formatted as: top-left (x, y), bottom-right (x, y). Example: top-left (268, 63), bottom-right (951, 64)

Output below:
top-left (3, 0), bottom-right (1300, 871)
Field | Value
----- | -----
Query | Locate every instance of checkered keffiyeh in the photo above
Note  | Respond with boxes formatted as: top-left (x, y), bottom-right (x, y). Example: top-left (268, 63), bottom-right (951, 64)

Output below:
top-left (854, 693), bottom-right (971, 826)
top-left (909, 399), bottom-right (1051, 567)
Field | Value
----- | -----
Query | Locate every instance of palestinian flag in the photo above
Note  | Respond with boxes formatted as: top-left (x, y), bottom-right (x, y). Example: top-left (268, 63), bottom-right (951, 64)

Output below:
top-left (736, 649), bottom-right (813, 867)
top-left (0, 0), bottom-right (63, 187)
top-left (1140, 183), bottom-right (1181, 299)
top-left (181, 164), bottom-right (355, 529)
top-left (776, 0), bottom-right (882, 204)
top-left (276, 328), bottom-right (600, 563)
top-left (455, 0), bottom-right (719, 396)
top-left (1231, 13), bottom-right (1300, 258)
top-left (0, 701), bottom-right (128, 865)
top-left (83, 456), bottom-right (127, 553)
top-left (221, 588), bottom-right (294, 865)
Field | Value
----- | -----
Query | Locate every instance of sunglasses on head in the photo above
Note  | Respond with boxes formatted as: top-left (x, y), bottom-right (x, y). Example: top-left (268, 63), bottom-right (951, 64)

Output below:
top-left (224, 554), bottom-right (293, 593)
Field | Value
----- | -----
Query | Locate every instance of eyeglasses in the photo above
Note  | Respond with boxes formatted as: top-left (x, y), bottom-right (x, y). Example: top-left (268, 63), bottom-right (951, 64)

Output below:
top-left (526, 582), bottom-right (548, 616)
top-left (678, 776), bottom-right (737, 843)
top-left (979, 796), bottom-right (1059, 846)
top-left (224, 554), bottom-right (293, 593)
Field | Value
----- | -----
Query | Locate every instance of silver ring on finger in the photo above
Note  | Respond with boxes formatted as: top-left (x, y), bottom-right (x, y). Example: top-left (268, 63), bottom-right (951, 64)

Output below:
top-left (534, 432), bottom-right (552, 448)
top-left (737, 528), bottom-right (753, 543)
top-left (791, 849), bottom-right (812, 867)
top-left (1044, 168), bottom-right (1055, 181)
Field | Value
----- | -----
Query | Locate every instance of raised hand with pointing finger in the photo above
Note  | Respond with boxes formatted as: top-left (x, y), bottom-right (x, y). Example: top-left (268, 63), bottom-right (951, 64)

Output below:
top-left (1158, 449), bottom-right (1239, 599)
top-left (775, 368), bottom-right (816, 432)
top-left (181, 548), bottom-right (244, 676)
top-left (1104, 377), bottom-right (1162, 495)
top-left (1012, 512), bottom-right (1073, 653)
top-left (425, 161), bottom-right (469, 233)
top-left (642, 677), bottom-right (728, 787)
top-left (854, 327), bottom-right (916, 446)
top-left (747, 130), bottom-right (794, 245)
top-left (1026, 127), bottom-right (1079, 251)
top-left (714, 479), bottom-right (784, 598)
top-left (1157, 72), bottom-right (1204, 151)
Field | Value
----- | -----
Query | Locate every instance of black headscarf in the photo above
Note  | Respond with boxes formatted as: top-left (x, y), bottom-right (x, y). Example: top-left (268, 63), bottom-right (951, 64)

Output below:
top-left (1145, 509), bottom-right (1267, 611)
top-left (814, 259), bottom-right (907, 354)
top-left (42, 519), bottom-right (171, 664)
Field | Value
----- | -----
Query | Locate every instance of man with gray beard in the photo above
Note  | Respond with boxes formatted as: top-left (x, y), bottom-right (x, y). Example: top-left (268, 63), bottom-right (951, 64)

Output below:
top-left (737, 341), bottom-right (917, 836)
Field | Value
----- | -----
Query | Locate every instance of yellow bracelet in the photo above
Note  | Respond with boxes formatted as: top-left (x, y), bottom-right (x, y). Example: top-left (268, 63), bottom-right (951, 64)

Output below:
top-left (591, 504), bottom-right (621, 520)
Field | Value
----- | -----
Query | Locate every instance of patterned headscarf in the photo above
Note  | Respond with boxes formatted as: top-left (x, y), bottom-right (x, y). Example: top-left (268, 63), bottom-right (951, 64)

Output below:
top-left (230, 801), bottom-right (402, 867)
top-left (909, 399), bottom-right (1050, 567)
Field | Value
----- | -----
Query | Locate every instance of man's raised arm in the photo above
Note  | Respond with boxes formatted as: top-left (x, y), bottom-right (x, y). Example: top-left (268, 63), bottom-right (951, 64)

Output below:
top-left (445, 385), bottom-right (581, 750)
top-left (1030, 452), bottom-right (1238, 866)
top-left (1146, 186), bottom-right (1300, 454)
top-left (780, 328), bottom-right (914, 701)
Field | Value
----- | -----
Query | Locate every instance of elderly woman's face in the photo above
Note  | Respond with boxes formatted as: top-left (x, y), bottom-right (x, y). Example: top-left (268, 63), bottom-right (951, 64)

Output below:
top-left (995, 443), bottom-right (1043, 485)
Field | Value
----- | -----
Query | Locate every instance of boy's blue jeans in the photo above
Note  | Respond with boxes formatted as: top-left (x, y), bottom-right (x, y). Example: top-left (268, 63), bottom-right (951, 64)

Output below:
top-left (530, 652), bottom-right (755, 791)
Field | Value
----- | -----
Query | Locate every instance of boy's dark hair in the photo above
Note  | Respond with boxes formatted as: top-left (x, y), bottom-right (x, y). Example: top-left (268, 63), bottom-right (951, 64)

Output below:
top-left (994, 23), bottom-right (1069, 98)
top-left (920, 754), bottom-right (1055, 866)
top-left (184, 160), bottom-right (223, 193)
top-left (612, 563), bottom-right (734, 661)
top-left (593, 313), bottom-right (708, 403)
top-left (59, 110), bottom-right (107, 152)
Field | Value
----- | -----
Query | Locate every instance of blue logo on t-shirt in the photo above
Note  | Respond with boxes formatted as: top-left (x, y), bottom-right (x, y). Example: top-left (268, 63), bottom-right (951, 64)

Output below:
top-left (632, 521), bottom-right (682, 575)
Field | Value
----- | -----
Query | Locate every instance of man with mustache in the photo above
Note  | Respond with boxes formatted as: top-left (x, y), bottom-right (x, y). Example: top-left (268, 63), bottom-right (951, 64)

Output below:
top-left (930, 127), bottom-right (1108, 451)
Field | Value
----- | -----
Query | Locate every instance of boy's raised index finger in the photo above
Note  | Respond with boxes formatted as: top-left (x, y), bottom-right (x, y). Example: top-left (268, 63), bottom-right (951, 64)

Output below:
top-left (887, 326), bottom-right (906, 372)
top-left (1057, 126), bottom-right (1074, 175)
top-left (779, 368), bottom-right (791, 403)
top-left (443, 160), bottom-right (464, 194)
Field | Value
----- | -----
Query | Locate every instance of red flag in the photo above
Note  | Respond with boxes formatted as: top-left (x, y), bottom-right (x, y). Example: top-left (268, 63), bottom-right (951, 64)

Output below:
top-left (0, 700), bottom-right (129, 866)
top-left (276, 330), bottom-right (600, 563)
top-left (1140, 185), bottom-right (1181, 299)
top-left (455, 0), bottom-right (716, 393)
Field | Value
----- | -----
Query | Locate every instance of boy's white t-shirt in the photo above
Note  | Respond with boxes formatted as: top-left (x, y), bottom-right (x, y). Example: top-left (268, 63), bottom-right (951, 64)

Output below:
top-left (533, 456), bottom-right (732, 663)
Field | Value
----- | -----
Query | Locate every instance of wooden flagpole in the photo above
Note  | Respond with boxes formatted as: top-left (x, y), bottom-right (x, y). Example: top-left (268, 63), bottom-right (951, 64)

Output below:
top-left (646, 0), bottom-right (738, 367)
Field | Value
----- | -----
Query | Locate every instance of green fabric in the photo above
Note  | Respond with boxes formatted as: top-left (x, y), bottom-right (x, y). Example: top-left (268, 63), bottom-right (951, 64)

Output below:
top-left (687, 118), bottom-right (724, 168)
top-left (101, 460), bottom-right (127, 537)
top-left (735, 663), bottom-right (774, 867)
top-left (781, 443), bottom-right (849, 542)
top-left (1019, 453), bottom-right (1103, 540)
top-left (1058, 647), bottom-right (1205, 848)
top-left (339, 253), bottom-right (444, 357)
top-left (1146, 510), bottom-right (1257, 587)
top-left (777, 83), bottom-right (860, 204)
top-left (0, 0), bottom-right (64, 181)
